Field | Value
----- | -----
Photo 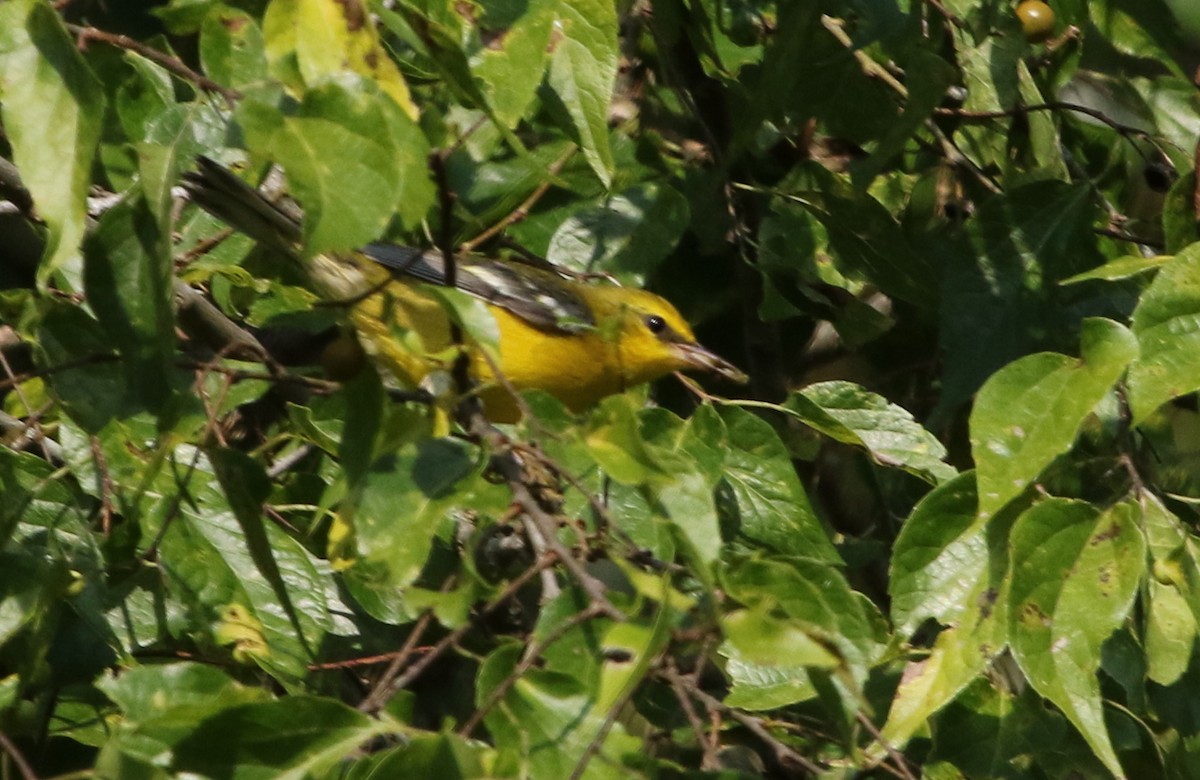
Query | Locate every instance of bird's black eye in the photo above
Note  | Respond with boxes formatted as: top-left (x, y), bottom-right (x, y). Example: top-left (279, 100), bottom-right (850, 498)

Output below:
top-left (645, 315), bottom-right (667, 334)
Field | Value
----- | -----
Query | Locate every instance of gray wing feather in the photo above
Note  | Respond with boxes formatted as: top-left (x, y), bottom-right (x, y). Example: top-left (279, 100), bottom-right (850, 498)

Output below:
top-left (362, 243), bottom-right (594, 332)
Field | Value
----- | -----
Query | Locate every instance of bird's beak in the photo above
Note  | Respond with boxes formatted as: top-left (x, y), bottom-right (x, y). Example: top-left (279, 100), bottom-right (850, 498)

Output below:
top-left (673, 342), bottom-right (749, 384)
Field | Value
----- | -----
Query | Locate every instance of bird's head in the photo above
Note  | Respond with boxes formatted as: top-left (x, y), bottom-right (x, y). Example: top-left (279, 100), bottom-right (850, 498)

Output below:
top-left (590, 286), bottom-right (748, 388)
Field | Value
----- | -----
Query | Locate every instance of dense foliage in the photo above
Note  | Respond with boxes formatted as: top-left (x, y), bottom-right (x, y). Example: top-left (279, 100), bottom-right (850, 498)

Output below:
top-left (1, 0), bottom-right (1199, 776)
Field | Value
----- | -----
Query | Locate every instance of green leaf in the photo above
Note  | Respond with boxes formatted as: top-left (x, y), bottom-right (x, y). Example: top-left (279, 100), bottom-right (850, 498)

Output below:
top-left (717, 406), bottom-right (839, 562)
top-left (159, 474), bottom-right (335, 685)
top-left (1163, 171), bottom-right (1200, 254)
top-left (882, 473), bottom-right (1009, 753)
top-left (115, 53), bottom-right (175, 143)
top-left (83, 194), bottom-right (174, 412)
top-left (1129, 244), bottom-right (1200, 421)
top-left (784, 380), bottom-right (956, 484)
top-left (1008, 499), bottom-right (1145, 779)
top-left (200, 7), bottom-right (268, 89)
top-left (1060, 255), bottom-right (1172, 285)
top-left (721, 605), bottom-right (840, 670)
top-left (473, 0), bottom-right (556, 127)
top-left (752, 3), bottom-right (893, 145)
top-left (971, 318), bottom-right (1137, 519)
top-left (721, 558), bottom-right (877, 698)
top-left (927, 679), bottom-right (1082, 779)
top-left (939, 181), bottom-right (1106, 410)
top-left (262, 0), bottom-right (417, 118)
top-left (169, 696), bottom-right (389, 780)
top-left (0, 547), bottom-right (70, 647)
top-left (1012, 58), bottom-right (1068, 181)
top-left (99, 662), bottom-right (270, 726)
top-left (584, 400), bottom-right (723, 567)
top-left (544, 0), bottom-right (618, 187)
top-left (341, 438), bottom-right (500, 620)
top-left (478, 642), bottom-right (642, 780)
top-left (0, 447), bottom-right (80, 552)
top-left (852, 48), bottom-right (955, 187)
top-left (722, 651), bottom-right (818, 711)
top-left (795, 187), bottom-right (938, 309)
top-left (546, 182), bottom-right (690, 282)
top-left (890, 473), bottom-right (987, 635)
top-left (36, 303), bottom-right (130, 432)
top-left (954, 34), bottom-right (1026, 169)
top-left (237, 77), bottom-right (433, 255)
top-left (0, 0), bottom-right (103, 287)
top-left (1141, 492), bottom-right (1200, 685)
top-left (342, 732), bottom-right (491, 779)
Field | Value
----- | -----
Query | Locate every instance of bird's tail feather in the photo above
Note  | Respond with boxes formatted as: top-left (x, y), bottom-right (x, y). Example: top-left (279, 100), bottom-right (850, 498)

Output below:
top-left (182, 157), bottom-right (302, 251)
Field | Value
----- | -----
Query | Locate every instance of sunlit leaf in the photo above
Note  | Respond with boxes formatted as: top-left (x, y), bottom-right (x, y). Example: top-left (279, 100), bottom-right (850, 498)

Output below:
top-left (971, 318), bottom-right (1137, 519)
top-left (1008, 499), bottom-right (1145, 779)
top-left (0, 0), bottom-right (103, 287)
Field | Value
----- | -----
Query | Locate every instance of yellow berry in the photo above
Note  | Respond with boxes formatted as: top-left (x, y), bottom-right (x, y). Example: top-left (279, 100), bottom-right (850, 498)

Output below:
top-left (321, 332), bottom-right (367, 381)
top-left (1016, 1), bottom-right (1055, 41)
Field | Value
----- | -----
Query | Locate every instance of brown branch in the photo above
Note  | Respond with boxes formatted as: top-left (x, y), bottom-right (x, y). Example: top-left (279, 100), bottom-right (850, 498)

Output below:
top-left (313, 609), bottom-right (435, 673)
top-left (460, 144), bottom-right (578, 253)
top-left (857, 710), bottom-right (918, 780)
top-left (0, 731), bottom-right (38, 780)
top-left (357, 552), bottom-right (559, 713)
top-left (64, 24), bottom-right (240, 103)
top-left (89, 436), bottom-right (116, 534)
top-left (0, 410), bottom-right (63, 464)
top-left (511, 441), bottom-right (615, 535)
top-left (458, 602), bottom-right (608, 738)
top-left (1093, 226), bottom-right (1163, 250)
top-left (173, 358), bottom-right (333, 391)
top-left (569, 661), bottom-right (644, 780)
top-left (664, 659), bottom-right (721, 769)
top-left (0, 157), bottom-right (35, 219)
top-left (936, 101), bottom-right (1158, 143)
top-left (474, 416), bottom-right (624, 622)
top-left (659, 665), bottom-right (824, 776)
top-left (173, 280), bottom-right (276, 367)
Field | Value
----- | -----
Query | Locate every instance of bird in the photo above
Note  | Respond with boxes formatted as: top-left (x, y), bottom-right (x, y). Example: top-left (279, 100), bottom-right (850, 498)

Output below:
top-left (182, 156), bottom-right (747, 423)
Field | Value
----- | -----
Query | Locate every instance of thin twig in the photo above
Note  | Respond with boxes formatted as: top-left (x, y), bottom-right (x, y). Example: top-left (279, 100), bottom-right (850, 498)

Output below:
top-left (357, 552), bottom-right (559, 713)
top-left (458, 602), bottom-right (607, 737)
top-left (521, 515), bottom-right (561, 600)
top-left (856, 710), bottom-right (918, 780)
top-left (937, 101), bottom-right (1166, 150)
top-left (664, 659), bottom-right (721, 769)
top-left (338, 608), bottom-right (433, 678)
top-left (569, 665), bottom-right (643, 780)
top-left (266, 444), bottom-right (316, 480)
top-left (659, 665), bottom-right (824, 776)
top-left (460, 144), bottom-right (578, 253)
top-left (821, 16), bottom-right (908, 98)
top-left (0, 731), bottom-right (38, 780)
top-left (820, 14), bottom-right (1002, 194)
top-left (65, 24), bottom-right (240, 103)
top-left (474, 416), bottom-right (624, 621)
top-left (89, 437), bottom-right (117, 534)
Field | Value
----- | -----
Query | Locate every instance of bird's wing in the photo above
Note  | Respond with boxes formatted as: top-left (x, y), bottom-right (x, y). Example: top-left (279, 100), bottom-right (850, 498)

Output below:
top-left (361, 243), bottom-right (595, 333)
